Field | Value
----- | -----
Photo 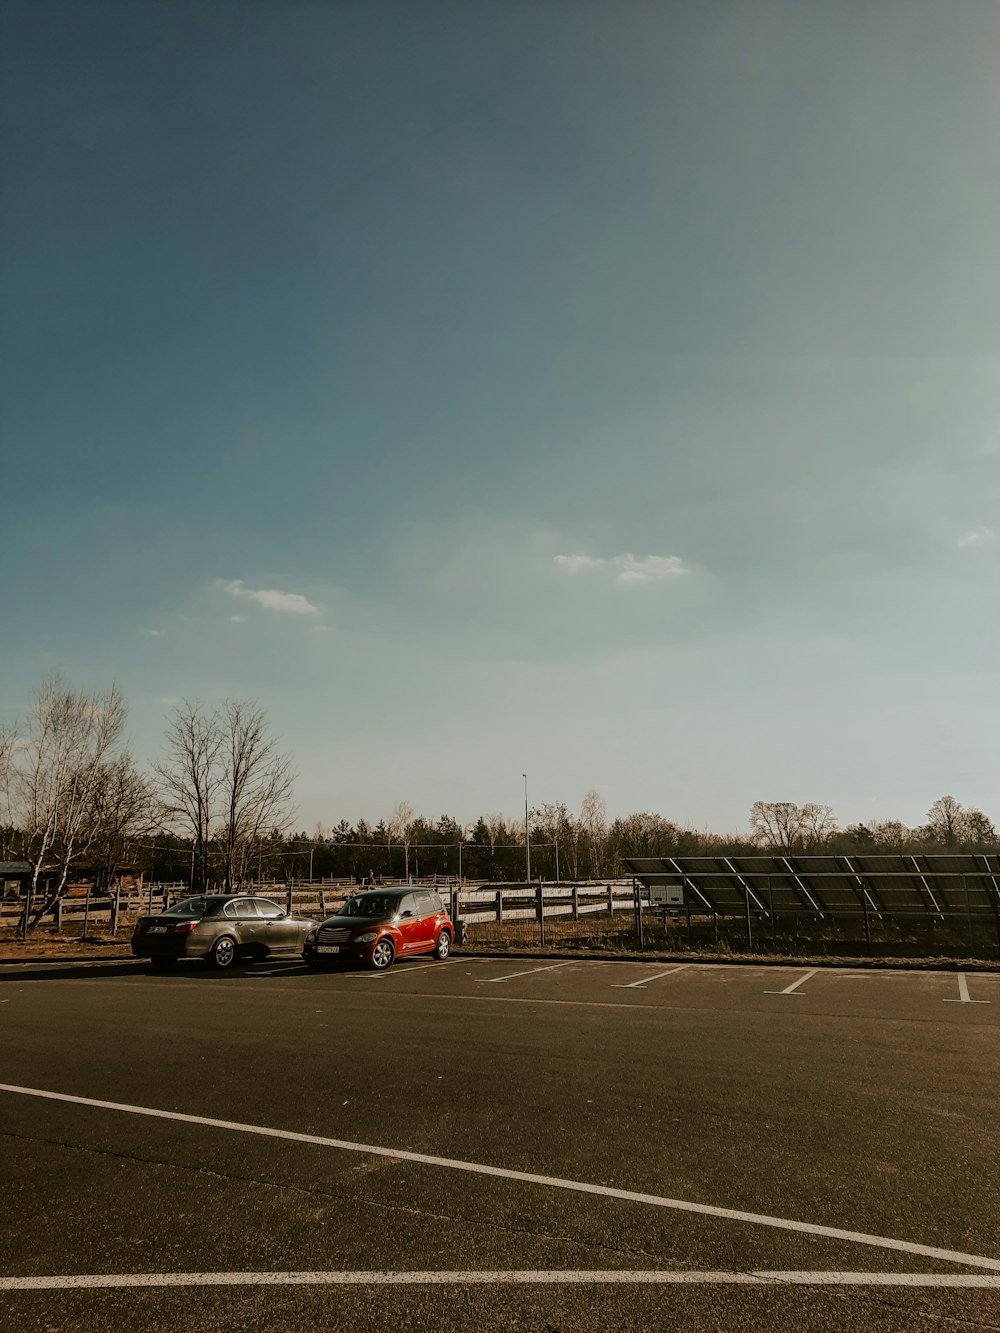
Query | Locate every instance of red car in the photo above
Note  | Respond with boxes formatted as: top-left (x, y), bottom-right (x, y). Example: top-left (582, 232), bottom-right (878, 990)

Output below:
top-left (303, 889), bottom-right (455, 970)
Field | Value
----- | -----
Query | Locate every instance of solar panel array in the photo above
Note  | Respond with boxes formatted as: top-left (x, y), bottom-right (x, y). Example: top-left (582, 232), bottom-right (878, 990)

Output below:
top-left (622, 852), bottom-right (1000, 925)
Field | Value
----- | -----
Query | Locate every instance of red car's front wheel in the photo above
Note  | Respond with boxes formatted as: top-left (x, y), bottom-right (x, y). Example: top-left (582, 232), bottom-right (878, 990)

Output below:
top-left (370, 937), bottom-right (395, 970)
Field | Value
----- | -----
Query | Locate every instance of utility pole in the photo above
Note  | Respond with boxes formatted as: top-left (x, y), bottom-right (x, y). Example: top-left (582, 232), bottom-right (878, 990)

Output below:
top-left (523, 773), bottom-right (531, 884)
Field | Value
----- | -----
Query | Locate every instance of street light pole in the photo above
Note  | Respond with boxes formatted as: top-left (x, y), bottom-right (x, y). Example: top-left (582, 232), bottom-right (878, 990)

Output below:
top-left (523, 773), bottom-right (531, 884)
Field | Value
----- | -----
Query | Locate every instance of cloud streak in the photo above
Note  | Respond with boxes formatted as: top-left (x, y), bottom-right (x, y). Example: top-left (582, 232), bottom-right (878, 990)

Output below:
top-left (553, 554), bottom-right (605, 575)
top-left (218, 579), bottom-right (319, 614)
top-left (554, 552), bottom-right (689, 585)
top-left (957, 526), bottom-right (995, 549)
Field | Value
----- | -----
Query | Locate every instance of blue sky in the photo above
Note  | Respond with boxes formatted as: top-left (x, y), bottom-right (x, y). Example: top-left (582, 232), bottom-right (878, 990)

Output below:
top-left (2, 0), bottom-right (998, 834)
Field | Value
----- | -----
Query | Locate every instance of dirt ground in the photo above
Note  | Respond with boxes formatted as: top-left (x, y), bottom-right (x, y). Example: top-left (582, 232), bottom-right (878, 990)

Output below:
top-left (0, 930), bottom-right (134, 961)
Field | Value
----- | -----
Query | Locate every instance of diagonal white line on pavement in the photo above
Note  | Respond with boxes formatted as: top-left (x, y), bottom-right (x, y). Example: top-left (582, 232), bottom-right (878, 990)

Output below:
top-left (1, 1082), bottom-right (999, 1273)
top-left (765, 969), bottom-right (818, 996)
top-left (478, 961), bottom-right (577, 984)
top-left (612, 965), bottom-right (690, 990)
top-left (943, 972), bottom-right (989, 1004)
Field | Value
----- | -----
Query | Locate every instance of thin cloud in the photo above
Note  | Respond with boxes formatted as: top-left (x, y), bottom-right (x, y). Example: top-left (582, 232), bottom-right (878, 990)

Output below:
top-left (957, 526), bottom-right (995, 549)
top-left (554, 552), bottom-right (689, 585)
top-left (142, 628), bottom-right (163, 638)
top-left (614, 553), bottom-right (687, 584)
top-left (229, 614), bottom-right (246, 623)
top-left (554, 554), bottom-right (605, 574)
top-left (218, 578), bottom-right (318, 614)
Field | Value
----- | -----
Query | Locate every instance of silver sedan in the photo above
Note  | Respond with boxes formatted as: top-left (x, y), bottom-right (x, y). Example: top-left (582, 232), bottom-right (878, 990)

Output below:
top-left (131, 894), bottom-right (318, 969)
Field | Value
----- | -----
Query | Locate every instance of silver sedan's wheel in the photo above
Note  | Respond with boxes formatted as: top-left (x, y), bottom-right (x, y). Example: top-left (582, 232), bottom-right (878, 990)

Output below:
top-left (210, 935), bottom-right (237, 969)
top-left (433, 930), bottom-right (451, 960)
top-left (370, 937), bottom-right (395, 971)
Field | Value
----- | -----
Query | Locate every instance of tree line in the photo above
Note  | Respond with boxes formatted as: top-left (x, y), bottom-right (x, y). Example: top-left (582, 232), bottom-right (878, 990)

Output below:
top-left (1, 676), bottom-right (996, 923)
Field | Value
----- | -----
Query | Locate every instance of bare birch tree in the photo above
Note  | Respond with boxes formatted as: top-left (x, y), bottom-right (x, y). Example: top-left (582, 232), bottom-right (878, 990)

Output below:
top-left (155, 699), bottom-right (294, 892)
top-left (534, 801), bottom-right (572, 881)
top-left (155, 702), bottom-right (224, 892)
top-left (925, 795), bottom-right (964, 847)
top-left (749, 801), bottom-right (803, 848)
top-left (484, 812), bottom-right (506, 859)
top-left (579, 789), bottom-right (608, 878)
top-left (749, 801), bottom-right (837, 850)
top-left (2, 675), bottom-right (130, 927)
top-left (797, 803), bottom-right (838, 847)
top-left (86, 754), bottom-right (158, 891)
top-left (218, 699), bottom-right (295, 891)
top-left (389, 800), bottom-right (415, 880)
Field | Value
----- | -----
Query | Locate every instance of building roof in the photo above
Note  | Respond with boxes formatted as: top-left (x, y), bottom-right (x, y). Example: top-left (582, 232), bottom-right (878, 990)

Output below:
top-left (0, 862), bottom-right (33, 876)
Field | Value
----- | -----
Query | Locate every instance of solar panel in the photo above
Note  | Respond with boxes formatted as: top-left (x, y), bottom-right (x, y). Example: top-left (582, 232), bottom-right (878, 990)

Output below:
top-left (622, 853), bottom-right (1000, 929)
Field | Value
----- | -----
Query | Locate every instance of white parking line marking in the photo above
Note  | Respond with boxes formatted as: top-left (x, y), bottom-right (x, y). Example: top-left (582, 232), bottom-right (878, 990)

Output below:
top-left (944, 973), bottom-right (989, 1004)
top-left (478, 961), bottom-right (577, 984)
top-left (612, 965), bottom-right (690, 990)
top-left (2, 1082), bottom-right (999, 1272)
top-left (354, 960), bottom-right (455, 979)
top-left (765, 969), bottom-right (818, 997)
top-left (1, 1270), bottom-right (998, 1291)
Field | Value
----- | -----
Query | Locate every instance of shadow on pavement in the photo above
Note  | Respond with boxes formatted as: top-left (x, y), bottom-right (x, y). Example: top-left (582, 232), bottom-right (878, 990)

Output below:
top-left (0, 959), bottom-right (316, 983)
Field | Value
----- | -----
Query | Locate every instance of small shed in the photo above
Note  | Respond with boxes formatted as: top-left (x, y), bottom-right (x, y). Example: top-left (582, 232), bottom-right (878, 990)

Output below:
top-left (0, 861), bottom-right (33, 901)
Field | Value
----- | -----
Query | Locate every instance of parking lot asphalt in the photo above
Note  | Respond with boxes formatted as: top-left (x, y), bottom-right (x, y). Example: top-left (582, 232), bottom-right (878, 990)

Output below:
top-left (1, 956), bottom-right (998, 1331)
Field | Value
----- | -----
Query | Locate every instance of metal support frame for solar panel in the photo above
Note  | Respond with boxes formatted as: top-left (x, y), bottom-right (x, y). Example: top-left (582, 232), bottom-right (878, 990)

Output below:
top-left (836, 855), bottom-right (883, 919)
top-left (663, 856), bottom-right (717, 914)
top-left (718, 857), bottom-right (769, 912)
top-left (777, 855), bottom-right (826, 914)
top-left (905, 854), bottom-right (944, 918)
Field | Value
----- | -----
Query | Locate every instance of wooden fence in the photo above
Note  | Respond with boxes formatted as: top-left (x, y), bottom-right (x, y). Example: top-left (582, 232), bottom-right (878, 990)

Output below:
top-left (1, 879), bottom-right (634, 936)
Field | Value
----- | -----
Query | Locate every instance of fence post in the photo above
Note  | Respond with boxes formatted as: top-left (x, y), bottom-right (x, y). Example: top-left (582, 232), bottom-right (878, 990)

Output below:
top-left (537, 880), bottom-right (545, 947)
top-left (496, 889), bottom-right (503, 923)
top-left (112, 887), bottom-right (121, 936)
top-left (450, 888), bottom-right (459, 925)
top-left (635, 878), bottom-right (644, 949)
top-left (860, 884), bottom-right (871, 954)
top-left (320, 889), bottom-right (327, 917)
top-left (684, 877), bottom-right (692, 949)
top-left (607, 883), bottom-right (614, 916)
top-left (147, 879), bottom-right (153, 915)
top-left (287, 882), bottom-right (293, 914)
top-left (572, 885), bottom-right (579, 920)
top-left (744, 883), bottom-right (753, 951)
top-left (82, 883), bottom-right (92, 941)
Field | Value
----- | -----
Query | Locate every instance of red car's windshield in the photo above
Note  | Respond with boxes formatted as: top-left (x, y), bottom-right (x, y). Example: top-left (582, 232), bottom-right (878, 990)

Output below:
top-left (337, 894), bottom-right (402, 918)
